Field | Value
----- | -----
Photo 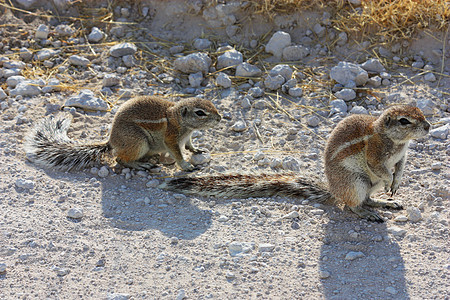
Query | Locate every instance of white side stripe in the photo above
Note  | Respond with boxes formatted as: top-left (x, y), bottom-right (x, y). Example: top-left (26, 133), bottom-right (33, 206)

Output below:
top-left (330, 134), bottom-right (372, 161)
top-left (134, 118), bottom-right (167, 124)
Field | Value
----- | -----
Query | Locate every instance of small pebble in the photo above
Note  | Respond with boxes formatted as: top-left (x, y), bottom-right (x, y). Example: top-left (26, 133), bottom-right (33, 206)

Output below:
top-left (319, 270), bottom-right (330, 279)
top-left (67, 208), bottom-right (84, 219)
top-left (345, 251), bottom-right (364, 260)
top-left (98, 166), bottom-right (109, 178)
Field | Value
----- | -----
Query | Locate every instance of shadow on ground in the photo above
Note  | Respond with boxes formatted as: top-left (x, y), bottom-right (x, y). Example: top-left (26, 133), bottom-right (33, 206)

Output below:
top-left (319, 209), bottom-right (408, 299)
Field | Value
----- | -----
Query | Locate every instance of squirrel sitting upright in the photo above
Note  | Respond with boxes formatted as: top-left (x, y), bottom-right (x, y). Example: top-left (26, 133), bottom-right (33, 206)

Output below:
top-left (163, 105), bottom-right (430, 222)
top-left (25, 96), bottom-right (221, 171)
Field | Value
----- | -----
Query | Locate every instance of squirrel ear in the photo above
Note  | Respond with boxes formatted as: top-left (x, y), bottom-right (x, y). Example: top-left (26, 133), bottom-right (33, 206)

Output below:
top-left (385, 116), bottom-right (391, 127)
top-left (181, 107), bottom-right (188, 117)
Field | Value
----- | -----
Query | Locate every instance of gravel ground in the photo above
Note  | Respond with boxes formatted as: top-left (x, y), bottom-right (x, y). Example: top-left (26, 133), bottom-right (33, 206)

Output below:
top-left (0, 1), bottom-right (449, 299)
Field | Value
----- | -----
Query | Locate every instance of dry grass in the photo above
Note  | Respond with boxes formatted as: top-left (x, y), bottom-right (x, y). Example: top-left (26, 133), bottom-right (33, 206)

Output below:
top-left (248, 0), bottom-right (449, 42)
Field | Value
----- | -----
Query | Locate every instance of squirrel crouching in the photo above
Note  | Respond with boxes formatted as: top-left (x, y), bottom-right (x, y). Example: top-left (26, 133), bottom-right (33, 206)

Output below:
top-left (163, 105), bottom-right (430, 222)
top-left (24, 96), bottom-right (221, 171)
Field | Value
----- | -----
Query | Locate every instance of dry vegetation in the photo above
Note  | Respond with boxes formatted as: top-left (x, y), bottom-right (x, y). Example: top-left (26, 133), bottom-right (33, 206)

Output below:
top-left (249, 0), bottom-right (449, 42)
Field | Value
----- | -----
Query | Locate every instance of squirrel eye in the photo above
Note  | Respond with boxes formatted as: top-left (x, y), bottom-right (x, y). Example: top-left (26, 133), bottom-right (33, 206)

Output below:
top-left (399, 118), bottom-right (411, 125)
top-left (195, 110), bottom-right (207, 117)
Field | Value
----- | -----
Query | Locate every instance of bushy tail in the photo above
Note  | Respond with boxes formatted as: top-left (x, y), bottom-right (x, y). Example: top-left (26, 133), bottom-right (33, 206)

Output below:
top-left (24, 114), bottom-right (111, 171)
top-left (161, 173), bottom-right (331, 202)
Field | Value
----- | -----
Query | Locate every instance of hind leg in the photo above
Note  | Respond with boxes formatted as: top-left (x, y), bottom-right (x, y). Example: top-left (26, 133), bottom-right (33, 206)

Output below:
top-left (111, 127), bottom-right (156, 170)
top-left (333, 175), bottom-right (384, 222)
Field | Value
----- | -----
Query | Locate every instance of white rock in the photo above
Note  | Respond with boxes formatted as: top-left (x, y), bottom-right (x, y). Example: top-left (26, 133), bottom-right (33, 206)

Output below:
top-left (387, 226), bottom-right (407, 237)
top-left (107, 293), bottom-right (130, 300)
top-left (336, 32), bottom-right (348, 46)
top-left (269, 64), bottom-right (293, 81)
top-left (174, 52), bottom-right (212, 74)
top-left (258, 243), bottom-right (275, 252)
top-left (248, 87), bottom-right (264, 98)
top-left (288, 87), bottom-right (303, 97)
top-left (67, 208), bottom-right (83, 219)
top-left (36, 49), bottom-right (58, 61)
top-left (109, 42), bottom-right (137, 57)
top-left (15, 178), bottom-right (35, 190)
top-left (146, 179), bottom-right (160, 188)
top-left (69, 55), bottom-right (90, 67)
top-left (175, 289), bottom-right (186, 300)
top-left (330, 61), bottom-right (369, 87)
top-left (42, 78), bottom-right (61, 93)
top-left (0, 263), bottom-right (6, 274)
top-left (385, 287), bottom-right (397, 295)
top-left (311, 209), bottom-right (325, 215)
top-left (282, 211), bottom-right (299, 219)
top-left (264, 75), bottom-right (285, 90)
top-left (406, 207), bottom-right (422, 222)
top-left (313, 23), bottom-right (326, 37)
top-left (0, 88), bottom-right (6, 100)
top-left (55, 24), bottom-right (75, 36)
top-left (35, 24), bottom-right (49, 39)
top-left (282, 157), bottom-right (300, 171)
top-left (98, 166), bottom-right (109, 178)
top-left (330, 99), bottom-right (347, 115)
top-left (349, 106), bottom-right (368, 115)
top-left (193, 38), bottom-right (212, 50)
top-left (88, 27), bottom-right (105, 42)
top-left (3, 60), bottom-right (26, 69)
top-left (235, 62), bottom-right (262, 77)
top-left (424, 72), bottom-right (436, 82)
top-left (319, 270), bottom-right (330, 279)
top-left (228, 242), bottom-right (243, 256)
top-left (361, 58), bottom-right (385, 73)
top-left (394, 215), bottom-right (408, 222)
top-left (216, 49), bottom-right (243, 69)
top-left (307, 115), bottom-right (321, 127)
top-left (19, 47), bottom-right (33, 61)
top-left (368, 75), bottom-right (382, 87)
top-left (282, 45), bottom-right (310, 61)
top-left (6, 75), bottom-right (26, 88)
top-left (265, 31), bottom-right (291, 59)
top-left (335, 88), bottom-right (356, 101)
top-left (189, 72), bottom-right (203, 88)
top-left (231, 120), bottom-right (247, 132)
top-left (218, 215), bottom-right (229, 222)
top-left (65, 90), bottom-right (109, 111)
top-left (190, 153), bottom-right (211, 165)
top-left (10, 82), bottom-right (41, 97)
top-left (345, 251), bottom-right (364, 260)
top-left (103, 74), bottom-right (121, 87)
top-left (216, 72), bottom-right (232, 88)
top-left (430, 124), bottom-right (448, 139)
top-left (122, 55), bottom-right (135, 68)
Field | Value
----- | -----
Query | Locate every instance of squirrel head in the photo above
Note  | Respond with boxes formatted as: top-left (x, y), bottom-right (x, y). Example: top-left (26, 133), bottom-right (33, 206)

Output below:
top-left (377, 105), bottom-right (430, 142)
top-left (176, 98), bottom-right (222, 130)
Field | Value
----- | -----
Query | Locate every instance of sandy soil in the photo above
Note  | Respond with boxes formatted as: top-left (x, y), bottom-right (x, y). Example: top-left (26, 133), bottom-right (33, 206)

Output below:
top-left (0, 1), bottom-right (449, 299)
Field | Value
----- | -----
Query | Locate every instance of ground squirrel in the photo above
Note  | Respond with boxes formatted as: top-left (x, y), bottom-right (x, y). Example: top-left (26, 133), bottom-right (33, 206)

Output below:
top-left (164, 105), bottom-right (430, 222)
top-left (24, 96), bottom-right (222, 171)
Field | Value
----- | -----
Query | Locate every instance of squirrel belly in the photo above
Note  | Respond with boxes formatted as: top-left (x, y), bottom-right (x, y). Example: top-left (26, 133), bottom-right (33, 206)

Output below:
top-left (162, 173), bottom-right (332, 202)
top-left (24, 114), bottom-right (111, 171)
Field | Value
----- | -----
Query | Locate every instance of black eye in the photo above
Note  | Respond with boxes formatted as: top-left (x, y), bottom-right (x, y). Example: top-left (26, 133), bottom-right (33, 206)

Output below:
top-left (399, 118), bottom-right (411, 125)
top-left (195, 110), bottom-right (207, 117)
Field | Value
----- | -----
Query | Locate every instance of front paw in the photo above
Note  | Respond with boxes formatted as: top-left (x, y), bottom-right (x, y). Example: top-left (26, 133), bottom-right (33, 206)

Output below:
top-left (390, 179), bottom-right (400, 196)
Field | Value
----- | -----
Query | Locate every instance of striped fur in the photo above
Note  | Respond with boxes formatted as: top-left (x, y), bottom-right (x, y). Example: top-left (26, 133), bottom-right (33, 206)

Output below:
top-left (24, 114), bottom-right (111, 171)
top-left (162, 173), bottom-right (332, 202)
